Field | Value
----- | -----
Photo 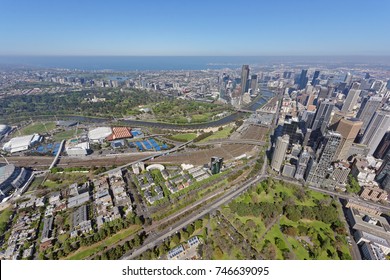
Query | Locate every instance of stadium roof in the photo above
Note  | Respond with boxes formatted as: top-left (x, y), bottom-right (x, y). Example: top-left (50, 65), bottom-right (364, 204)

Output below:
top-left (88, 127), bottom-right (112, 141)
top-left (0, 125), bottom-right (9, 135)
top-left (0, 164), bottom-right (16, 185)
top-left (106, 127), bottom-right (132, 141)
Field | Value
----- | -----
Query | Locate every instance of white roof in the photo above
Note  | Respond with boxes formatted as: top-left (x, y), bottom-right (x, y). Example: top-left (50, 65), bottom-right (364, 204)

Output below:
top-left (88, 127), bottom-right (112, 140)
top-left (0, 125), bottom-right (9, 135)
top-left (3, 134), bottom-right (39, 153)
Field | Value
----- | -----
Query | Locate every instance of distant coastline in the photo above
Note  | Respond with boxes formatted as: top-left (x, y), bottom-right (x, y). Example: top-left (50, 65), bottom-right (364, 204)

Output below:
top-left (0, 55), bottom-right (390, 71)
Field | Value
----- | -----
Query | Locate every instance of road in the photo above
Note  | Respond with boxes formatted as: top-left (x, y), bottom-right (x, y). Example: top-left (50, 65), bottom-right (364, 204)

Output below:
top-left (308, 185), bottom-right (390, 213)
top-left (122, 174), bottom-right (269, 259)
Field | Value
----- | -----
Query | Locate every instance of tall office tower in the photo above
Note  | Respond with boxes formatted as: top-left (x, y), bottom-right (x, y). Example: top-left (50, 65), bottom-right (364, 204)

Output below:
top-left (317, 86), bottom-right (329, 100)
top-left (282, 117), bottom-right (300, 144)
top-left (297, 69), bottom-right (308, 90)
top-left (386, 80), bottom-right (390, 90)
top-left (375, 153), bottom-right (390, 191)
top-left (306, 131), bottom-right (342, 185)
top-left (294, 148), bottom-right (311, 180)
top-left (361, 111), bottom-right (390, 155)
top-left (271, 134), bottom-right (290, 172)
top-left (210, 157), bottom-right (223, 174)
top-left (311, 70), bottom-right (320, 85)
top-left (344, 72), bottom-right (353, 86)
top-left (311, 100), bottom-right (334, 136)
top-left (374, 132), bottom-right (390, 159)
top-left (240, 65), bottom-right (250, 95)
top-left (356, 96), bottom-right (382, 135)
top-left (250, 74), bottom-right (258, 94)
top-left (341, 84), bottom-right (361, 113)
top-left (334, 118), bottom-right (363, 160)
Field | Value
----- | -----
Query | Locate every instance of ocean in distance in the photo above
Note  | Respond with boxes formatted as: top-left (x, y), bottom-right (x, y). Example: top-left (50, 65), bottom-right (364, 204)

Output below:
top-left (0, 55), bottom-right (390, 71)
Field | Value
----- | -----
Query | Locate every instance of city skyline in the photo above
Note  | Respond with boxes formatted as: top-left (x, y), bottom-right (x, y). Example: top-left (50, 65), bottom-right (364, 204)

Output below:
top-left (0, 0), bottom-right (389, 56)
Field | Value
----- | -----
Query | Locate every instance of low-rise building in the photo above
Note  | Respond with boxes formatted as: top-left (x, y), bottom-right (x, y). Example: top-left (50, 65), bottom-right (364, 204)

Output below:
top-left (67, 192), bottom-right (90, 208)
top-left (345, 199), bottom-right (382, 216)
top-left (360, 186), bottom-right (388, 202)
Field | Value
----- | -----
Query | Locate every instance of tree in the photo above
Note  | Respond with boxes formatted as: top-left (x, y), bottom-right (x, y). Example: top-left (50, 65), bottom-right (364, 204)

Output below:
top-left (194, 219), bottom-right (203, 230)
top-left (186, 224), bottom-right (195, 236)
top-left (171, 233), bottom-right (180, 245)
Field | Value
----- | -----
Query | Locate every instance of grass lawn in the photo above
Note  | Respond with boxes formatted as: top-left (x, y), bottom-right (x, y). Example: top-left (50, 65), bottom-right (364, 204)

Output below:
top-left (18, 122), bottom-right (56, 135)
top-left (26, 176), bottom-right (45, 192)
top-left (57, 233), bottom-right (69, 243)
top-left (66, 225), bottom-right (141, 260)
top-left (43, 180), bottom-right (59, 188)
top-left (0, 207), bottom-right (13, 235)
top-left (169, 133), bottom-right (197, 142)
top-left (199, 126), bottom-right (232, 143)
top-left (52, 129), bottom-right (80, 141)
top-left (287, 236), bottom-right (310, 259)
top-left (263, 224), bottom-right (287, 260)
top-left (191, 114), bottom-right (210, 123)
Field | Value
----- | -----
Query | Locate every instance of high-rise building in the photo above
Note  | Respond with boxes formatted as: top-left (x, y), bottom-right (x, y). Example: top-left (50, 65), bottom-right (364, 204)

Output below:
top-left (360, 111), bottom-right (390, 155)
top-left (311, 100), bottom-right (334, 136)
top-left (341, 84), bottom-right (361, 113)
top-left (240, 65), bottom-right (250, 95)
top-left (294, 148), bottom-right (311, 180)
top-left (307, 131), bottom-right (342, 185)
top-left (374, 132), bottom-right (390, 159)
top-left (271, 135), bottom-right (290, 172)
top-left (335, 118), bottom-right (363, 160)
top-left (210, 157), bottom-right (223, 174)
top-left (344, 72), bottom-right (353, 86)
top-left (356, 96), bottom-right (382, 135)
top-left (250, 74), bottom-right (258, 95)
top-left (282, 117), bottom-right (300, 145)
top-left (376, 153), bottom-right (390, 191)
top-left (297, 69), bottom-right (308, 90)
top-left (311, 70), bottom-right (320, 86)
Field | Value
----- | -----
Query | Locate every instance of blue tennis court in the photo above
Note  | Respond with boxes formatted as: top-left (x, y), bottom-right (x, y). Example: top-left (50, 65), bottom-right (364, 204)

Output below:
top-left (143, 140), bottom-right (152, 150)
top-left (135, 141), bottom-right (144, 151)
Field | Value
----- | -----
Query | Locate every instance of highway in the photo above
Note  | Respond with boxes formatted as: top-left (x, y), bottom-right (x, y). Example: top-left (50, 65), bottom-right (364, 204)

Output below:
top-left (122, 174), bottom-right (269, 260)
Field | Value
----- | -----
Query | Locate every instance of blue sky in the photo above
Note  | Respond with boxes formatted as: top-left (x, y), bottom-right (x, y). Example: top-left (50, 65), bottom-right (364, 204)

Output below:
top-left (0, 0), bottom-right (389, 56)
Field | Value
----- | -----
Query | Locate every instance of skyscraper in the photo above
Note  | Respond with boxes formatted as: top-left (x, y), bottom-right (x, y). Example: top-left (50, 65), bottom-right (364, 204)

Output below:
top-left (344, 72), bottom-right (353, 86)
top-left (311, 70), bottom-right (320, 86)
top-left (341, 84), bottom-right (361, 113)
top-left (282, 117), bottom-right (300, 145)
top-left (375, 153), bottom-right (390, 191)
top-left (311, 100), bottom-right (334, 136)
top-left (294, 148), bottom-right (311, 180)
top-left (271, 134), bottom-right (289, 172)
top-left (297, 69), bottom-right (308, 90)
top-left (361, 111), bottom-right (390, 155)
top-left (241, 65), bottom-right (250, 95)
top-left (374, 132), bottom-right (390, 159)
top-left (250, 74), bottom-right (258, 95)
top-left (307, 131), bottom-right (342, 185)
top-left (356, 96), bottom-right (382, 135)
top-left (335, 118), bottom-right (363, 160)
